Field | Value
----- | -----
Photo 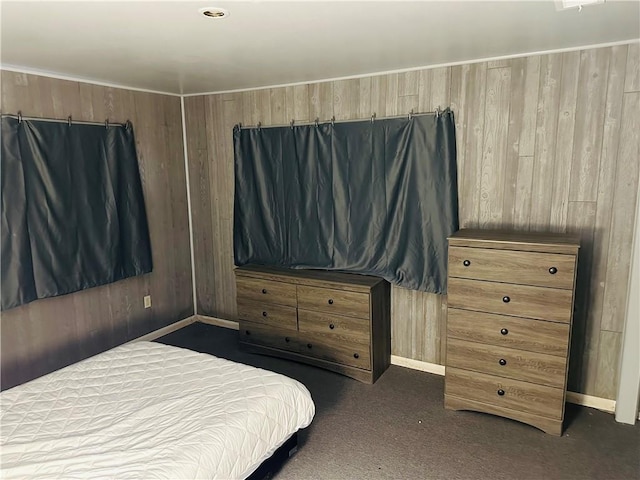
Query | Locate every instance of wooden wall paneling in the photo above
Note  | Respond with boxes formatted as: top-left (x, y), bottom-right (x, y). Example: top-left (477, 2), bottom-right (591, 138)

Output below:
top-left (398, 71), bottom-right (419, 115)
top-left (1, 71), bottom-right (193, 390)
top-left (184, 96), bottom-right (215, 313)
top-left (223, 94), bottom-right (243, 316)
top-left (133, 93), bottom-right (171, 336)
top-left (241, 91), bottom-right (259, 126)
top-left (309, 82), bottom-right (333, 121)
top-left (370, 75), bottom-right (385, 118)
top-left (530, 53), bottom-right (563, 230)
top-left (501, 58), bottom-right (525, 225)
top-left (284, 86), bottom-right (295, 122)
top-left (565, 201), bottom-right (597, 393)
top-left (270, 87), bottom-right (286, 125)
top-left (333, 79), bottom-right (359, 121)
top-left (601, 91), bottom-right (640, 332)
top-left (479, 66), bottom-right (511, 227)
top-left (582, 45), bottom-right (628, 394)
top-left (418, 68), bottom-right (433, 114)
top-left (166, 97), bottom-right (193, 321)
top-left (202, 94), bottom-right (224, 317)
top-left (595, 331), bottom-right (624, 399)
top-left (257, 89), bottom-right (272, 125)
top-left (624, 42), bottom-right (639, 92)
top-left (513, 156), bottom-right (535, 228)
top-left (390, 286), bottom-right (406, 356)
top-left (549, 51), bottom-right (581, 232)
top-left (439, 296), bottom-right (448, 365)
top-left (385, 73), bottom-right (399, 116)
top-left (569, 49), bottom-right (610, 202)
top-left (518, 56), bottom-right (541, 157)
top-left (430, 67), bottom-right (451, 112)
top-left (458, 62), bottom-right (487, 228)
top-left (449, 66), bottom-right (466, 178)
top-left (358, 77), bottom-right (372, 118)
top-left (293, 84), bottom-right (311, 122)
top-left (424, 292), bottom-right (443, 364)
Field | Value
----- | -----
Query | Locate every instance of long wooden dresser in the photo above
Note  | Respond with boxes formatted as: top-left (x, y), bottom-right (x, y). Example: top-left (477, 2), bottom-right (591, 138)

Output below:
top-left (235, 265), bottom-right (391, 384)
top-left (444, 230), bottom-right (580, 435)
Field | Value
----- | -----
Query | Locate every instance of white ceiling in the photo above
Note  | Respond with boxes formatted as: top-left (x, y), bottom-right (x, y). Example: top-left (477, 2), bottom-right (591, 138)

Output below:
top-left (1, 1), bottom-right (639, 95)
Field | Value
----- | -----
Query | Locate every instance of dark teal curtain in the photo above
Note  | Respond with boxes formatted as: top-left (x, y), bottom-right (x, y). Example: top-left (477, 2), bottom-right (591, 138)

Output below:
top-left (1, 117), bottom-right (152, 310)
top-left (233, 112), bottom-right (458, 293)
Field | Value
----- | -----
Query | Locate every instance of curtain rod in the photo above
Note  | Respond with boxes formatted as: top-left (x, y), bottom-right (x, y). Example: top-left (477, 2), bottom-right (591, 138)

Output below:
top-left (1, 112), bottom-right (130, 129)
top-left (235, 107), bottom-right (452, 131)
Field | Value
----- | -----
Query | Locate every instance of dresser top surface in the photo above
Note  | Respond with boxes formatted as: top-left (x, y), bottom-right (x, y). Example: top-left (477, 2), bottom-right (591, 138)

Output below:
top-left (448, 229), bottom-right (580, 254)
top-left (235, 264), bottom-right (385, 288)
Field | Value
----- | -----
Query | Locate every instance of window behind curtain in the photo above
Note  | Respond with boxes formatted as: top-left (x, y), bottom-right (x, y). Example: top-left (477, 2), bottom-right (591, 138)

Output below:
top-left (233, 112), bottom-right (458, 294)
top-left (1, 117), bottom-right (152, 310)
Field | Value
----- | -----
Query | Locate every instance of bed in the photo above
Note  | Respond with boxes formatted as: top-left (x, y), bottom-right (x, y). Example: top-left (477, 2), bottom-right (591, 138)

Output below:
top-left (0, 341), bottom-right (315, 479)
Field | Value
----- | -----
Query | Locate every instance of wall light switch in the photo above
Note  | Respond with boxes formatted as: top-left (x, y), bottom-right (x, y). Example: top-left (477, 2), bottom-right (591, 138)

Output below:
top-left (144, 295), bottom-right (152, 309)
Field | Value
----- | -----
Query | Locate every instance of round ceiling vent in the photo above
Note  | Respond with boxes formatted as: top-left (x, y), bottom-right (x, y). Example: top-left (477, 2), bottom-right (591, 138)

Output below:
top-left (199, 7), bottom-right (230, 19)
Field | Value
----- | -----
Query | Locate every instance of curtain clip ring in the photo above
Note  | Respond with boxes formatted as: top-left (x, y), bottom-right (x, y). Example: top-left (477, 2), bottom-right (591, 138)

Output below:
top-left (105, 119), bottom-right (109, 129)
top-left (18, 111), bottom-right (22, 124)
top-left (331, 116), bottom-right (335, 127)
top-left (68, 115), bottom-right (72, 127)
top-left (314, 117), bottom-right (319, 127)
top-left (408, 109), bottom-right (413, 121)
top-left (435, 106), bottom-right (440, 118)
top-left (371, 113), bottom-right (376, 124)
top-left (257, 121), bottom-right (262, 131)
top-left (290, 119), bottom-right (295, 130)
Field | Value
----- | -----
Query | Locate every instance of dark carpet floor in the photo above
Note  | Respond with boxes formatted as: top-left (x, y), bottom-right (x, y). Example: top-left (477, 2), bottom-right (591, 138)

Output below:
top-left (157, 322), bottom-right (639, 480)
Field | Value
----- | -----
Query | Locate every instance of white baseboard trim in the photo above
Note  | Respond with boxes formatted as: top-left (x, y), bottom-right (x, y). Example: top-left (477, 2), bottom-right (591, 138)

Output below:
top-left (196, 315), bottom-right (239, 330)
top-left (391, 355), bottom-right (446, 376)
top-left (127, 316), bottom-right (197, 344)
top-left (566, 392), bottom-right (616, 414)
top-left (189, 321), bottom-right (619, 413)
top-left (391, 355), bottom-right (616, 414)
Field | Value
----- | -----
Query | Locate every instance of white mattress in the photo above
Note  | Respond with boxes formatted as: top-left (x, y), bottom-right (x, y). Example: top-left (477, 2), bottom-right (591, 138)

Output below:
top-left (0, 341), bottom-right (315, 479)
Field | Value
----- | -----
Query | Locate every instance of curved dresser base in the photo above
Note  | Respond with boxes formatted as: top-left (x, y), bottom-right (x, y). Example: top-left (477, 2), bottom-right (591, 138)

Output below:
top-left (445, 394), bottom-right (563, 436)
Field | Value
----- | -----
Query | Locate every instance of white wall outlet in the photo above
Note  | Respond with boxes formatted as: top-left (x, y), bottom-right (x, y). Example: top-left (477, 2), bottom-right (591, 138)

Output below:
top-left (144, 295), bottom-right (152, 309)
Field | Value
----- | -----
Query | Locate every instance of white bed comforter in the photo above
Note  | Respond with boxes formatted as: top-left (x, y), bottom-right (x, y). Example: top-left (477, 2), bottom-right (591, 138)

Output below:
top-left (0, 341), bottom-right (315, 479)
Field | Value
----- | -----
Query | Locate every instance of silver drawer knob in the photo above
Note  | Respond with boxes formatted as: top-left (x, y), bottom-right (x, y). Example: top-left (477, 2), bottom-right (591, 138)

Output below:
top-left (549, 267), bottom-right (558, 274)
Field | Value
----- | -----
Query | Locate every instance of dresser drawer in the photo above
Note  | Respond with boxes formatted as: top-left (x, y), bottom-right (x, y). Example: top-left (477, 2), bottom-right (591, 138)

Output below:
top-left (447, 338), bottom-right (566, 388)
top-left (447, 277), bottom-right (573, 323)
top-left (236, 276), bottom-right (297, 307)
top-left (299, 334), bottom-right (371, 369)
top-left (298, 310), bottom-right (370, 344)
top-left (447, 308), bottom-right (570, 356)
top-left (445, 367), bottom-right (564, 419)
top-left (448, 247), bottom-right (576, 289)
top-left (297, 285), bottom-right (370, 319)
top-left (237, 300), bottom-right (297, 330)
top-left (239, 321), bottom-right (299, 354)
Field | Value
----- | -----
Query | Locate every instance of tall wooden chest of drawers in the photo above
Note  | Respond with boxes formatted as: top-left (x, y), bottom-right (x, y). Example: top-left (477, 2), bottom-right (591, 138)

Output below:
top-left (235, 265), bottom-right (391, 384)
top-left (444, 230), bottom-right (580, 435)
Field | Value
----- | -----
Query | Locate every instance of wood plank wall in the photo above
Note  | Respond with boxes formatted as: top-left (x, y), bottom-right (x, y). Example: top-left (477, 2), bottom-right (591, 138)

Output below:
top-left (185, 43), bottom-right (640, 400)
top-left (0, 71), bottom-right (194, 390)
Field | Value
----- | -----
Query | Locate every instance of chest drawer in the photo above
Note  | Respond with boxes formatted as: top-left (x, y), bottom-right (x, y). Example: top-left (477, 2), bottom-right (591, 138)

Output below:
top-left (239, 321), bottom-right (299, 354)
top-left (299, 333), bottom-right (371, 370)
top-left (297, 285), bottom-right (370, 319)
top-left (448, 247), bottom-right (576, 289)
top-left (237, 301), bottom-right (297, 330)
top-left (447, 338), bottom-right (566, 388)
top-left (236, 276), bottom-right (297, 307)
top-left (445, 367), bottom-right (564, 419)
top-left (298, 310), bottom-right (370, 344)
top-left (447, 308), bottom-right (570, 356)
top-left (447, 277), bottom-right (573, 323)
